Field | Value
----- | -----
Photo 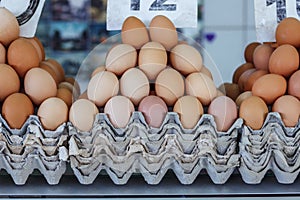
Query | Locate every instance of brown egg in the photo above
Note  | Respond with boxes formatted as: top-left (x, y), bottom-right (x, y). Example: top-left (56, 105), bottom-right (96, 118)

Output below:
top-left (46, 59), bottom-right (65, 83)
top-left (56, 87), bottom-right (73, 108)
top-left (288, 70), bottom-right (300, 99)
top-left (2, 93), bottom-right (34, 129)
top-left (105, 44), bottom-right (137, 76)
top-left (104, 96), bottom-right (135, 128)
top-left (7, 38), bottom-right (40, 77)
top-left (138, 42), bottom-right (167, 80)
top-left (208, 96), bottom-right (238, 132)
top-left (69, 99), bottom-right (99, 132)
top-left (65, 76), bottom-right (81, 95)
top-left (40, 62), bottom-right (59, 86)
top-left (91, 66), bottom-right (106, 77)
top-left (272, 95), bottom-right (300, 127)
top-left (276, 17), bottom-right (300, 47)
top-left (239, 96), bottom-right (268, 130)
top-left (155, 68), bottom-right (184, 106)
top-left (170, 44), bottom-right (202, 76)
top-left (216, 89), bottom-right (225, 97)
top-left (120, 68), bottom-right (149, 106)
top-left (238, 68), bottom-right (256, 92)
top-left (0, 8), bottom-right (20, 46)
top-left (0, 43), bottom-right (6, 63)
top-left (269, 44), bottom-right (299, 78)
top-left (235, 91), bottom-right (252, 107)
top-left (24, 68), bottom-right (57, 105)
top-left (24, 37), bottom-right (45, 62)
top-left (121, 16), bottom-right (150, 49)
top-left (244, 70), bottom-right (268, 91)
top-left (244, 42), bottom-right (261, 63)
top-left (232, 62), bottom-right (255, 84)
top-left (58, 81), bottom-right (79, 100)
top-left (200, 65), bottom-right (213, 80)
top-left (252, 74), bottom-right (287, 104)
top-left (149, 15), bottom-right (178, 51)
top-left (78, 90), bottom-right (88, 100)
top-left (87, 71), bottom-right (119, 107)
top-left (0, 64), bottom-right (20, 101)
top-left (253, 44), bottom-right (273, 71)
top-left (219, 83), bottom-right (240, 101)
top-left (173, 96), bottom-right (203, 129)
top-left (37, 97), bottom-right (68, 130)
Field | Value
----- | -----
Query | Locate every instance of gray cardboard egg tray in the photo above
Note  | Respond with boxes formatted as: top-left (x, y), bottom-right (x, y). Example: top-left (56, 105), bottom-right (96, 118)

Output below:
top-left (0, 115), bottom-right (69, 185)
top-left (68, 112), bottom-right (241, 185)
top-left (239, 112), bottom-right (300, 184)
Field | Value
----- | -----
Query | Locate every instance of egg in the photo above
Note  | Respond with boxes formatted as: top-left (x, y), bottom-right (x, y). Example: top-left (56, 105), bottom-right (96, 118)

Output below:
top-left (252, 74), bottom-right (287, 104)
top-left (2, 93), bottom-right (34, 129)
top-left (235, 91), bottom-right (252, 107)
top-left (105, 44), bottom-right (137, 76)
top-left (0, 43), bottom-right (6, 63)
top-left (0, 8), bottom-right (20, 46)
top-left (56, 87), bottom-right (73, 108)
top-left (200, 65), bottom-right (213, 80)
top-left (121, 16), bottom-right (149, 49)
top-left (78, 90), bottom-right (88, 100)
top-left (276, 17), bottom-right (300, 47)
top-left (272, 95), bottom-right (300, 127)
top-left (0, 64), bottom-right (20, 101)
top-left (244, 70), bottom-right (268, 91)
top-left (24, 37), bottom-right (45, 62)
top-left (69, 99), bottom-right (99, 132)
top-left (24, 68), bottom-right (57, 105)
top-left (40, 62), bottom-right (60, 86)
top-left (104, 96), bottom-right (135, 128)
top-left (155, 68), bottom-right (184, 106)
top-left (65, 76), bottom-right (81, 96)
top-left (149, 15), bottom-right (178, 51)
top-left (219, 83), bottom-right (240, 101)
top-left (208, 96), bottom-right (238, 132)
top-left (58, 81), bottom-right (79, 98)
top-left (185, 72), bottom-right (217, 106)
top-left (269, 44), bottom-right (299, 78)
top-left (244, 42), bottom-right (261, 63)
top-left (239, 96), bottom-right (268, 130)
top-left (232, 62), bottom-right (254, 84)
top-left (37, 97), bottom-right (68, 130)
top-left (288, 70), bottom-right (300, 99)
top-left (173, 96), bottom-right (203, 129)
top-left (237, 68), bottom-right (256, 92)
top-left (7, 38), bottom-right (40, 77)
top-left (46, 59), bottom-right (66, 83)
top-left (91, 66), bottom-right (106, 77)
top-left (87, 71), bottom-right (119, 107)
top-left (253, 44), bottom-right (273, 71)
top-left (138, 42), bottom-right (167, 80)
top-left (138, 95), bottom-right (168, 128)
top-left (170, 44), bottom-right (202, 76)
top-left (120, 68), bottom-right (149, 106)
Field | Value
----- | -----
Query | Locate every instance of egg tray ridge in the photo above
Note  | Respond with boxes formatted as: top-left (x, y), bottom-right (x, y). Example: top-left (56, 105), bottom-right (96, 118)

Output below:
top-left (68, 112), bottom-right (241, 185)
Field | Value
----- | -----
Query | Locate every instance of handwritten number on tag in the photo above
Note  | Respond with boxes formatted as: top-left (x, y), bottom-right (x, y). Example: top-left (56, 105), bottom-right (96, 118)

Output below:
top-left (131, 0), bottom-right (176, 11)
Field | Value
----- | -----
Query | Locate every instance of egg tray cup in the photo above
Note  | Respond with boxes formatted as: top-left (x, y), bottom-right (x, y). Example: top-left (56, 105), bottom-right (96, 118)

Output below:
top-left (0, 115), bottom-right (69, 156)
top-left (68, 112), bottom-right (241, 185)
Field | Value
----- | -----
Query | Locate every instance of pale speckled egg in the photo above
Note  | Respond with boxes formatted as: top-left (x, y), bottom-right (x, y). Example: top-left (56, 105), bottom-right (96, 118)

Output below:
top-left (288, 70), bottom-right (300, 100)
top-left (0, 8), bottom-right (19, 46)
top-left (253, 44), bottom-right (274, 71)
top-left (0, 64), bottom-right (20, 101)
top-left (0, 43), bottom-right (6, 63)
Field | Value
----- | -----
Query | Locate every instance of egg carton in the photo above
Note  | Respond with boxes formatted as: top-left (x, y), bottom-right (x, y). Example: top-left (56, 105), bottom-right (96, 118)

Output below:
top-left (0, 115), bottom-right (68, 155)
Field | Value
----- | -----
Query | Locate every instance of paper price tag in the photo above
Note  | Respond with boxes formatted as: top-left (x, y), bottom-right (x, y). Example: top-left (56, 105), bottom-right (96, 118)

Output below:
top-left (0, 0), bottom-right (45, 37)
top-left (107, 0), bottom-right (198, 30)
top-left (255, 0), bottom-right (300, 42)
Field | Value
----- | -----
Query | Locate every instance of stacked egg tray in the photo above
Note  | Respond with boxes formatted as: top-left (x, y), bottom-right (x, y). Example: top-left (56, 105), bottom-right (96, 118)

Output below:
top-left (0, 115), bottom-right (69, 185)
top-left (68, 112), bottom-right (241, 185)
top-left (239, 112), bottom-right (300, 184)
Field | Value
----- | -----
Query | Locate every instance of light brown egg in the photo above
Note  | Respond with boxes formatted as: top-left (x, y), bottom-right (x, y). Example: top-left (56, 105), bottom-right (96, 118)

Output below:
top-left (272, 95), bottom-right (300, 127)
top-left (104, 96), bottom-right (135, 128)
top-left (232, 62), bottom-right (254, 84)
top-left (239, 96), bottom-right (268, 130)
top-left (37, 97), bottom-right (68, 130)
top-left (87, 71), bottom-right (119, 107)
top-left (200, 65), bottom-right (213, 80)
top-left (269, 44), bottom-right (299, 78)
top-left (149, 15), bottom-right (178, 51)
top-left (121, 16), bottom-right (150, 49)
top-left (91, 66), bottom-right (106, 77)
top-left (186, 72), bottom-right (217, 106)
top-left (24, 68), bottom-right (57, 105)
top-left (120, 68), bottom-right (149, 106)
top-left (235, 91), bottom-right (252, 107)
top-left (244, 42), bottom-right (261, 63)
top-left (244, 70), bottom-right (268, 91)
top-left (170, 44), bottom-right (202, 76)
top-left (253, 44), bottom-right (273, 71)
top-left (138, 42), bottom-right (167, 80)
top-left (46, 59), bottom-right (65, 83)
top-left (69, 99), bottom-right (99, 132)
top-left (0, 8), bottom-right (20, 46)
top-left (219, 83), bottom-right (240, 101)
top-left (155, 68), bottom-right (184, 106)
top-left (65, 76), bottom-right (81, 96)
top-left (208, 96), bottom-right (238, 132)
top-left (0, 43), bottom-right (6, 63)
top-left (58, 81), bottom-right (80, 100)
top-left (252, 74), bottom-right (287, 104)
top-left (173, 96), bottom-right (203, 129)
top-left (24, 37), bottom-right (45, 62)
top-left (7, 38), bottom-right (40, 77)
top-left (288, 70), bottom-right (300, 99)
top-left (2, 93), bottom-right (34, 129)
top-left (238, 68), bottom-right (256, 92)
top-left (40, 62), bottom-right (59, 86)
top-left (0, 64), bottom-right (20, 101)
top-left (276, 17), bottom-right (300, 47)
top-left (56, 87), bottom-right (73, 108)
top-left (78, 90), bottom-right (88, 100)
top-left (105, 44), bottom-right (137, 76)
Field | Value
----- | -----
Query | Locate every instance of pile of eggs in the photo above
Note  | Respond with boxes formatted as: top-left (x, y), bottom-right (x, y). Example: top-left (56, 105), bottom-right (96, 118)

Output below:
top-left (71, 15), bottom-right (239, 132)
top-left (0, 8), bottom-right (80, 130)
top-left (221, 17), bottom-right (300, 130)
